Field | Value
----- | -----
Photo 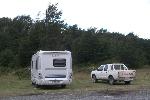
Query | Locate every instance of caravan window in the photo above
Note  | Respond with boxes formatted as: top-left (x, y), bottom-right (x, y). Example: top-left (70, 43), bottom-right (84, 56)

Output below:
top-left (31, 61), bottom-right (33, 69)
top-left (35, 58), bottom-right (38, 70)
top-left (53, 59), bottom-right (66, 67)
top-left (35, 57), bottom-right (41, 70)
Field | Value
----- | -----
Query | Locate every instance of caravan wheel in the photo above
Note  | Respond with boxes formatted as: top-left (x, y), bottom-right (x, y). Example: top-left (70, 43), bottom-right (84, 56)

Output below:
top-left (61, 85), bottom-right (66, 88)
top-left (32, 82), bottom-right (40, 88)
top-left (32, 82), bottom-right (36, 86)
top-left (34, 84), bottom-right (39, 88)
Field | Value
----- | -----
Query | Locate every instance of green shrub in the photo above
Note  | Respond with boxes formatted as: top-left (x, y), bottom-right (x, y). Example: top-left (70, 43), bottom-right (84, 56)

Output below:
top-left (14, 68), bottom-right (30, 80)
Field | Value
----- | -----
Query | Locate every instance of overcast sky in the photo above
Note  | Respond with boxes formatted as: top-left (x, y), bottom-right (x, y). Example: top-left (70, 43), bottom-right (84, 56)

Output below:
top-left (0, 0), bottom-right (150, 39)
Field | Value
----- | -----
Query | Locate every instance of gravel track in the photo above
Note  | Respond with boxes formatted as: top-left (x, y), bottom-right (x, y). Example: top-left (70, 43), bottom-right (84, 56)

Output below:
top-left (0, 89), bottom-right (150, 100)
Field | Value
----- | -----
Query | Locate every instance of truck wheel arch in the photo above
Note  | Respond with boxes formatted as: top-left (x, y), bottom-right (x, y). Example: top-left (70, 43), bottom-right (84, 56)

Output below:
top-left (92, 74), bottom-right (95, 77)
top-left (92, 74), bottom-right (98, 83)
top-left (108, 75), bottom-right (114, 85)
top-left (108, 75), bottom-right (113, 78)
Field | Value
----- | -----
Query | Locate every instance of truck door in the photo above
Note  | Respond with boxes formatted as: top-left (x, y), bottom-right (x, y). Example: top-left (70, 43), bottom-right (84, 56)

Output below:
top-left (96, 65), bottom-right (105, 79)
top-left (102, 65), bottom-right (108, 79)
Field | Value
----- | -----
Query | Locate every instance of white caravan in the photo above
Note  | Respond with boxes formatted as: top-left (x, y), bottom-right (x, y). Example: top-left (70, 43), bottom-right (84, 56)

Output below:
top-left (31, 50), bottom-right (72, 87)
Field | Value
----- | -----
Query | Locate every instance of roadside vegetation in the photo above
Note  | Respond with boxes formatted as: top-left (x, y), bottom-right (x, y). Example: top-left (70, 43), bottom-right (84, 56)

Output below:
top-left (0, 66), bottom-right (150, 96)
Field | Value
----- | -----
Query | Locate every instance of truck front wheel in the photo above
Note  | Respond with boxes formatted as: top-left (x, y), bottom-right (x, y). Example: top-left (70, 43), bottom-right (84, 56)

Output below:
top-left (108, 76), bottom-right (114, 85)
top-left (92, 75), bottom-right (98, 83)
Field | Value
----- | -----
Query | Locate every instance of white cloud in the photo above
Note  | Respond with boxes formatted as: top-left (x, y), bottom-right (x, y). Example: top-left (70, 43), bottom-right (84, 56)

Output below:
top-left (0, 0), bottom-right (49, 18)
top-left (0, 0), bottom-right (150, 39)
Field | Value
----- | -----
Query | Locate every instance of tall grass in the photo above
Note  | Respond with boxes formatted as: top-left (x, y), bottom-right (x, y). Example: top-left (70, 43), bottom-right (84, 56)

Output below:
top-left (0, 66), bottom-right (150, 96)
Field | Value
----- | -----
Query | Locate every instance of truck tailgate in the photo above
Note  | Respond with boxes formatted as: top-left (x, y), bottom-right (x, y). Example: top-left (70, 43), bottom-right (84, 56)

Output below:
top-left (118, 70), bottom-right (136, 78)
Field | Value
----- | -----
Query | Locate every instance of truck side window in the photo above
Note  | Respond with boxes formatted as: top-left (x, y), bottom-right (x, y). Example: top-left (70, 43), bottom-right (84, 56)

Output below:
top-left (114, 65), bottom-right (120, 70)
top-left (111, 65), bottom-right (113, 70)
top-left (121, 65), bottom-right (124, 70)
top-left (104, 65), bottom-right (108, 71)
top-left (98, 65), bottom-right (104, 71)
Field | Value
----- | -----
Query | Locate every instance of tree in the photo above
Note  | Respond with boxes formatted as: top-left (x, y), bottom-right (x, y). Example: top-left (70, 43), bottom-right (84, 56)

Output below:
top-left (62, 24), bottom-right (83, 51)
top-left (0, 3), bottom-right (150, 70)
top-left (39, 3), bottom-right (64, 50)
top-left (0, 17), bottom-right (12, 33)
top-left (72, 28), bottom-right (100, 64)
top-left (12, 15), bottom-right (32, 35)
top-left (45, 3), bottom-right (62, 23)
top-left (0, 49), bottom-right (15, 68)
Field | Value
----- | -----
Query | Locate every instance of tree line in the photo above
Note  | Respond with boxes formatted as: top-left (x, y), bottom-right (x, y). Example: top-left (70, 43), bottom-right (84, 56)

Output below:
top-left (0, 4), bottom-right (149, 70)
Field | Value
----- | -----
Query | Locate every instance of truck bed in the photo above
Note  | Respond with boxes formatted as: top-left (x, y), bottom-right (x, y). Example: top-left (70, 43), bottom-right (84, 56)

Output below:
top-left (118, 70), bottom-right (136, 78)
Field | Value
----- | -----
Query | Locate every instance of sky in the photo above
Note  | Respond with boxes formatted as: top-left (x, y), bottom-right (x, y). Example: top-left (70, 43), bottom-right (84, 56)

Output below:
top-left (0, 0), bottom-right (150, 39)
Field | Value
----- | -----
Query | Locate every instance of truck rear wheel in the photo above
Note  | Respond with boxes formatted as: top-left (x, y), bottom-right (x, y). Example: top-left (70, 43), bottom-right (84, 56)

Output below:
top-left (108, 76), bottom-right (114, 85)
top-left (125, 81), bottom-right (131, 85)
top-left (92, 75), bottom-right (98, 83)
top-left (61, 85), bottom-right (66, 88)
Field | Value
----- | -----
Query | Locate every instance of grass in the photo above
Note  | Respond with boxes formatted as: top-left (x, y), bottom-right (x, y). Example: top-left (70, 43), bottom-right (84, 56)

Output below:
top-left (0, 67), bottom-right (150, 96)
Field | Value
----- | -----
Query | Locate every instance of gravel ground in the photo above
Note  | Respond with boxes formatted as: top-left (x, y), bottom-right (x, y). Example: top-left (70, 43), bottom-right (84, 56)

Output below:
top-left (0, 89), bottom-right (150, 100)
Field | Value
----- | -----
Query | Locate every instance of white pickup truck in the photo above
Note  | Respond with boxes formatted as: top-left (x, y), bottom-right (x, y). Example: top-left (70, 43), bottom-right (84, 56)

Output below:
top-left (91, 63), bottom-right (136, 85)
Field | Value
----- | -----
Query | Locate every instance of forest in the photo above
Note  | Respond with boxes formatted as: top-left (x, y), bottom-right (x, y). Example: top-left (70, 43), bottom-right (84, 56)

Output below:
top-left (0, 3), bottom-right (150, 71)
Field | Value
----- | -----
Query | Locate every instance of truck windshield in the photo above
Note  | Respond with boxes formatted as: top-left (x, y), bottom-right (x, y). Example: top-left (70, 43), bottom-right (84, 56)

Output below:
top-left (53, 59), bottom-right (66, 67)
